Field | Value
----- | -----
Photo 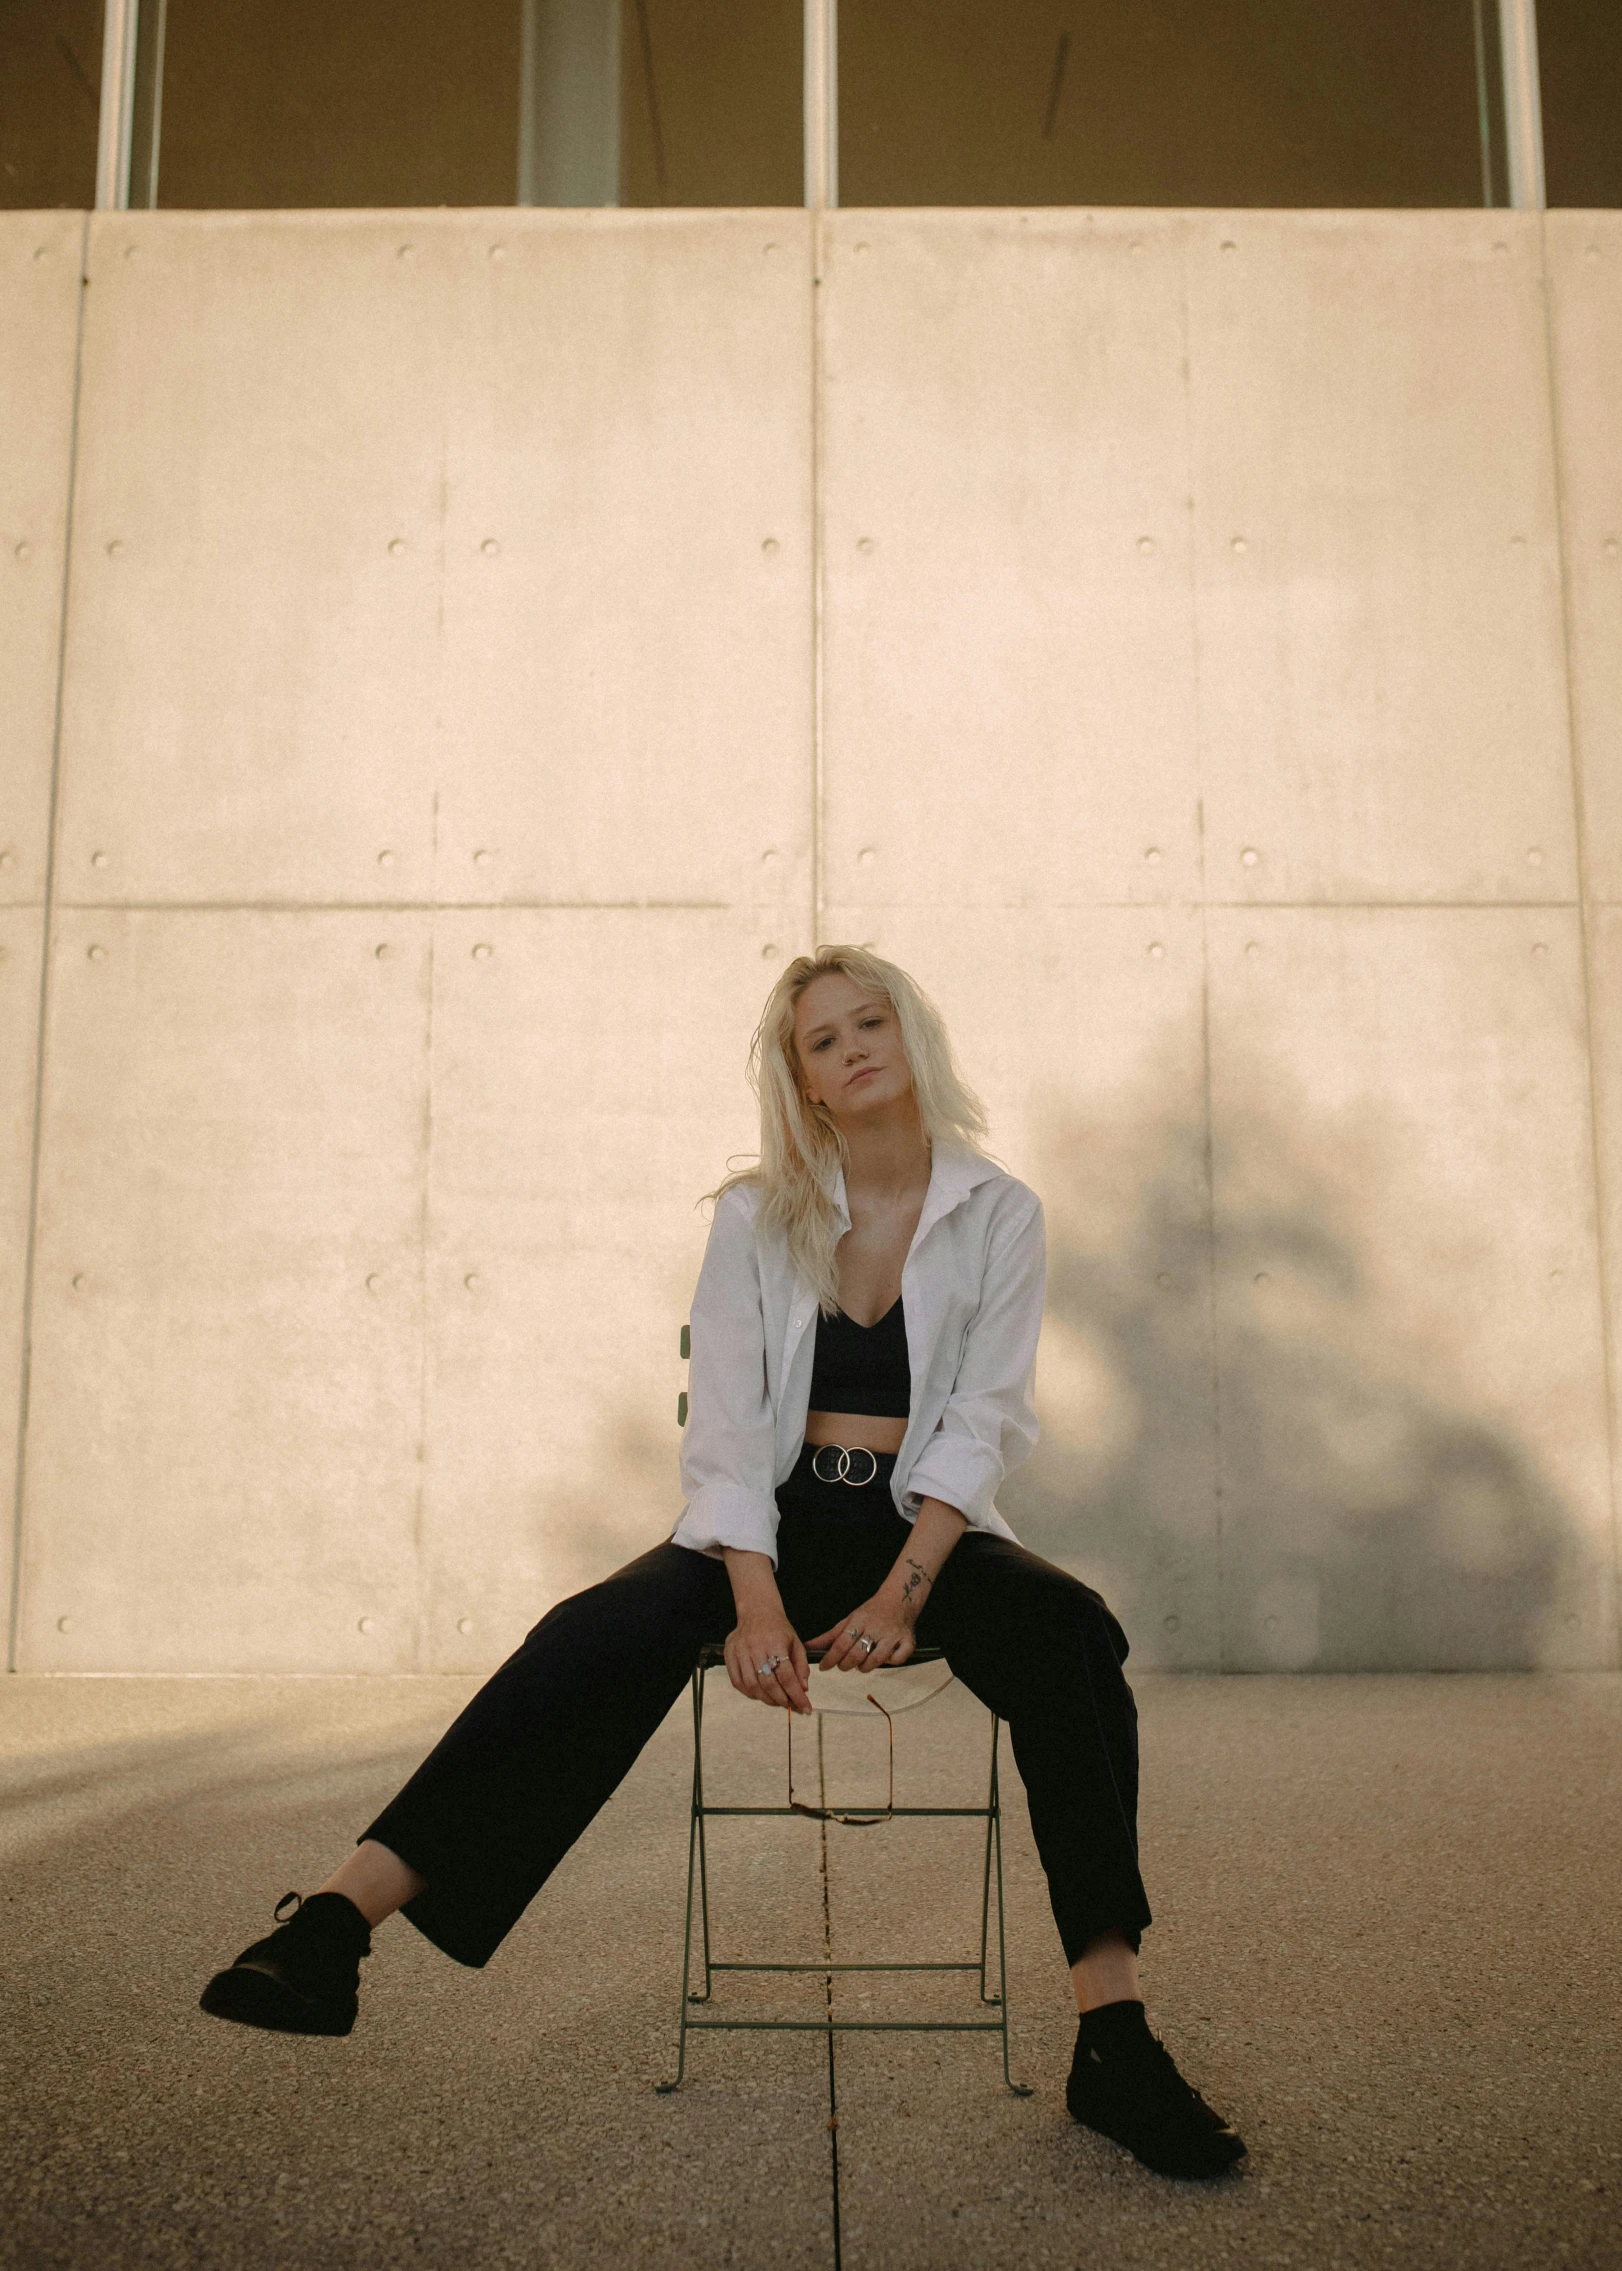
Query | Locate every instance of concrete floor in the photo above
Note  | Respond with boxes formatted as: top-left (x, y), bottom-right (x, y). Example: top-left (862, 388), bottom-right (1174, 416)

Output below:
top-left (0, 1668), bottom-right (1618, 2271)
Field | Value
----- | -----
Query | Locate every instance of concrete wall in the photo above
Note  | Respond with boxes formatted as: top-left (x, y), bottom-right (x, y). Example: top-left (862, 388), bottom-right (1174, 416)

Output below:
top-left (2, 204), bottom-right (1617, 1672)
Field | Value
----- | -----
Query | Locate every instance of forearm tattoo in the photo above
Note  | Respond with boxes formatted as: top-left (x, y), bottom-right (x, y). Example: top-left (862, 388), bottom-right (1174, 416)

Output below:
top-left (897, 1555), bottom-right (934, 1611)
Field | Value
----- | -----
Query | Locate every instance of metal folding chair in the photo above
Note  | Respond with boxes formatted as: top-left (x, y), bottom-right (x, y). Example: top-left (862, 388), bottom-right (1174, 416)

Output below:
top-left (656, 1640), bottom-right (1032, 2094)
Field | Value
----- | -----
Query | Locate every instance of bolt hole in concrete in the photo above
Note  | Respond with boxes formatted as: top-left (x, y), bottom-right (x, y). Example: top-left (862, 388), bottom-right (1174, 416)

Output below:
top-left (1147, 942), bottom-right (1165, 959)
top-left (472, 944), bottom-right (493, 961)
top-left (457, 1619), bottom-right (474, 1635)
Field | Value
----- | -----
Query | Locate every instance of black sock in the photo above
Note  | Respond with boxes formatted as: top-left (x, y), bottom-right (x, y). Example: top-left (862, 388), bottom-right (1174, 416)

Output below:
top-left (1075, 1998), bottom-right (1150, 2053)
top-left (282, 1892), bottom-right (372, 1959)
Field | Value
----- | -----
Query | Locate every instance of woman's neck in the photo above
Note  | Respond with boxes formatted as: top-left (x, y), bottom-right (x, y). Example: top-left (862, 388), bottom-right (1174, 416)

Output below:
top-left (838, 1107), bottom-right (932, 1207)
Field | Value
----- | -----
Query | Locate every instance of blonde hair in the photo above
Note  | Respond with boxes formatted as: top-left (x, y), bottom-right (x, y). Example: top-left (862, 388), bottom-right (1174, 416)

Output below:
top-left (712, 945), bottom-right (989, 1316)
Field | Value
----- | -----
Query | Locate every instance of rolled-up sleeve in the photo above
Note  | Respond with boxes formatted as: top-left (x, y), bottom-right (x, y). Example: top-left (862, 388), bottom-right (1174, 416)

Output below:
top-left (670, 1186), bottom-right (783, 1563)
top-left (902, 1192), bottom-right (1045, 1533)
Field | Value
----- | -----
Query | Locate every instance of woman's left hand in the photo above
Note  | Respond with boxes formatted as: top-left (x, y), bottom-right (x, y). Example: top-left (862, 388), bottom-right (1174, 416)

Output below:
top-left (808, 1588), bottom-right (917, 1674)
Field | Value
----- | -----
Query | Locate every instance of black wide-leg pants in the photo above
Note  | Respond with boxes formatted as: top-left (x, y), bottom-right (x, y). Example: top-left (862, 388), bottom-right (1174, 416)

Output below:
top-left (362, 1458), bottom-right (1152, 1970)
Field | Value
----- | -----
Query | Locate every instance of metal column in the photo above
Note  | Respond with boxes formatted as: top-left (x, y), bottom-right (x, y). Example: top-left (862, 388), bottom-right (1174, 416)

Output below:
top-left (1498, 0), bottom-right (1547, 211)
top-left (95, 0), bottom-right (140, 211)
top-left (804, 0), bottom-right (837, 210)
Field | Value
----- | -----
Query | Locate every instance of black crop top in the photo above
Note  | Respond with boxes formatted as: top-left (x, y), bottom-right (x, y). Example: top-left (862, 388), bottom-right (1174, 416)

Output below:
top-left (806, 1295), bottom-right (911, 1420)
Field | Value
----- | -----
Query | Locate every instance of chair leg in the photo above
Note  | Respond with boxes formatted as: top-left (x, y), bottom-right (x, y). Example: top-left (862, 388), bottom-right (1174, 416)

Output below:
top-left (988, 1733), bottom-right (1033, 2096)
top-left (978, 1714), bottom-right (999, 2006)
top-left (655, 1668), bottom-right (707, 2093)
top-left (692, 1668), bottom-right (714, 2004)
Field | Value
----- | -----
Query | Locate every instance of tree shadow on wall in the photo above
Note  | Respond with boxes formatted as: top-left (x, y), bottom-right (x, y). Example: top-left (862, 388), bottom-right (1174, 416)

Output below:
top-left (1001, 1071), bottom-right (1587, 1673)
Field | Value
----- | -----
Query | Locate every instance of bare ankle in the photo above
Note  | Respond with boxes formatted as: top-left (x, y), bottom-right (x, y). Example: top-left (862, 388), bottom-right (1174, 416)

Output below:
top-left (314, 1840), bottom-right (426, 1928)
top-left (1070, 1928), bottom-right (1142, 2015)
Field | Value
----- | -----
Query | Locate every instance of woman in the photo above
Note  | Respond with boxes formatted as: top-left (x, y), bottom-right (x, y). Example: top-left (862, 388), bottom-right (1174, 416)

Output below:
top-left (200, 946), bottom-right (1245, 2181)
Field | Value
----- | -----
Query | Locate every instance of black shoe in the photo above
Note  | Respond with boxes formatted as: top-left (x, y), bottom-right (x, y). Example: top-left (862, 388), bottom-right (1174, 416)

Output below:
top-left (1066, 2000), bottom-right (1246, 2179)
top-left (199, 1891), bottom-right (370, 2037)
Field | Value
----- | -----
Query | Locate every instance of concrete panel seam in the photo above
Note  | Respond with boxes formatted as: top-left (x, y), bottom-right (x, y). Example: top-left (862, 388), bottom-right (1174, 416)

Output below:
top-left (47, 898), bottom-right (1588, 914)
top-left (411, 801), bottom-right (440, 1675)
top-left (8, 215), bottom-right (91, 1674)
top-left (1540, 212), bottom-right (1622, 1661)
top-left (1178, 219), bottom-right (1229, 1670)
top-left (50, 900), bottom-right (736, 914)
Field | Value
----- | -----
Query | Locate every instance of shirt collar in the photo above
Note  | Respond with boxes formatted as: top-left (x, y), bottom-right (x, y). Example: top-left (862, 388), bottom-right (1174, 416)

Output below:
top-left (828, 1139), bottom-right (999, 1242)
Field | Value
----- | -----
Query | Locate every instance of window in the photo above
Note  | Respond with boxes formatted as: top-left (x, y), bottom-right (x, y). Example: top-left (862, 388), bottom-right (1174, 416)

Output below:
top-left (0, 0), bottom-right (102, 209)
top-left (839, 0), bottom-right (1502, 209)
top-left (1538, 0), bottom-right (1622, 208)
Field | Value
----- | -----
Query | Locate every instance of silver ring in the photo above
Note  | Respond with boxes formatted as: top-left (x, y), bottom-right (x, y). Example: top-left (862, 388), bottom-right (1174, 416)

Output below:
top-left (757, 1654), bottom-right (783, 1677)
top-left (844, 1625), bottom-right (861, 1640)
top-left (810, 1443), bottom-right (881, 1488)
top-left (859, 1636), bottom-right (877, 1656)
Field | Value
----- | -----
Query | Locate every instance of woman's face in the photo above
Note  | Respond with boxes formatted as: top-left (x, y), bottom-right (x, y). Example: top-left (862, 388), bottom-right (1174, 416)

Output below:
top-left (792, 972), bottom-right (915, 1125)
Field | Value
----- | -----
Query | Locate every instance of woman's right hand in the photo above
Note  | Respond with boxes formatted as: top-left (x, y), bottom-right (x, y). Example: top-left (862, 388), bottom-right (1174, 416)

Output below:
top-left (723, 1607), bottom-right (812, 1714)
top-left (720, 1547), bottom-right (812, 1713)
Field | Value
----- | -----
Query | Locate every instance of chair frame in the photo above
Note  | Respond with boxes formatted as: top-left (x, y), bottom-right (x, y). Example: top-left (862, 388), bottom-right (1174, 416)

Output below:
top-left (656, 1642), bottom-right (1032, 2095)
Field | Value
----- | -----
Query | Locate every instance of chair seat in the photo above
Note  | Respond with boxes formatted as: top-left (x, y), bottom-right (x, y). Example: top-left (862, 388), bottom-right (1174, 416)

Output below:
top-left (695, 1639), bottom-right (946, 1669)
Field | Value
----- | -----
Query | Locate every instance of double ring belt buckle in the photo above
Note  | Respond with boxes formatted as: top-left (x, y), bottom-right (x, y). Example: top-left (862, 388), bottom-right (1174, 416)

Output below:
top-left (810, 1442), bottom-right (881, 1488)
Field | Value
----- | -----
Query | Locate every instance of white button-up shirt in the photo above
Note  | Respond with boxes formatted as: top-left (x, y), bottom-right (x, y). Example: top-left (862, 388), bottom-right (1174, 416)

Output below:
top-left (671, 1142), bottom-right (1045, 1565)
